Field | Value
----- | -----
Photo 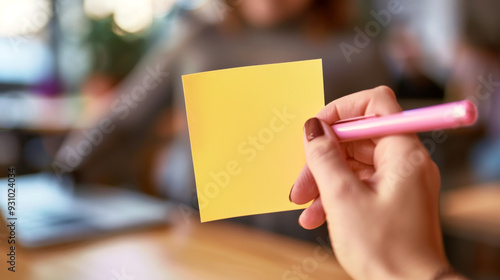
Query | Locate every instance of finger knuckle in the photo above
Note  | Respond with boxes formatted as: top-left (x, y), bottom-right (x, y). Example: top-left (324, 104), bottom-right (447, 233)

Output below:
top-left (375, 85), bottom-right (396, 99)
top-left (425, 158), bottom-right (441, 185)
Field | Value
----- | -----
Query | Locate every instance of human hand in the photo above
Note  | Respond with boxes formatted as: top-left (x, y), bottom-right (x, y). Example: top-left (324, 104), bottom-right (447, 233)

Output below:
top-left (290, 86), bottom-right (455, 280)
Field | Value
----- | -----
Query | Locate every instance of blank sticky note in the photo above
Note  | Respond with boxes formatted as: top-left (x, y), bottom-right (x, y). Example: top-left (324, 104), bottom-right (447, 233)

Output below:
top-left (182, 59), bottom-right (324, 222)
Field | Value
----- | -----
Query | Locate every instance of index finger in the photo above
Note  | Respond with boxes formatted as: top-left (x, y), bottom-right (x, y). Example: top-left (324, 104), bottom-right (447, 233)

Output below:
top-left (317, 85), bottom-right (402, 125)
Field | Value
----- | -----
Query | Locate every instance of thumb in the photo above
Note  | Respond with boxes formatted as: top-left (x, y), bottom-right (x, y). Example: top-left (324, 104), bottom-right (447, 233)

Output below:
top-left (303, 118), bottom-right (366, 203)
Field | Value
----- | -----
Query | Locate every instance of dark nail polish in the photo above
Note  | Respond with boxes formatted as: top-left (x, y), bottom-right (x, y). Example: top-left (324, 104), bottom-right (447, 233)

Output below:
top-left (304, 117), bottom-right (324, 142)
top-left (289, 184), bottom-right (294, 202)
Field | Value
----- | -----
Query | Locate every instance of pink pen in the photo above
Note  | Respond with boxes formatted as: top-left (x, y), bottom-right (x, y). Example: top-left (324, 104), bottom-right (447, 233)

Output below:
top-left (331, 100), bottom-right (478, 142)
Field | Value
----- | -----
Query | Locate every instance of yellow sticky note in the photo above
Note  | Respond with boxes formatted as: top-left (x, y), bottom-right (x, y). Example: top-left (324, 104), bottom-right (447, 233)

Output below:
top-left (182, 59), bottom-right (324, 222)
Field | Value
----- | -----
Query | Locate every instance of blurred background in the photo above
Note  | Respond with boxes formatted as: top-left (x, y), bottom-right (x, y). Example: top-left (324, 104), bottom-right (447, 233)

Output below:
top-left (0, 0), bottom-right (499, 279)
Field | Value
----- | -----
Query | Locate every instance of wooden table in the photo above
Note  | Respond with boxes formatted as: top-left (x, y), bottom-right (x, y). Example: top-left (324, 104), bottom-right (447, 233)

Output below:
top-left (441, 182), bottom-right (500, 245)
top-left (0, 210), bottom-right (351, 280)
top-left (440, 182), bottom-right (500, 277)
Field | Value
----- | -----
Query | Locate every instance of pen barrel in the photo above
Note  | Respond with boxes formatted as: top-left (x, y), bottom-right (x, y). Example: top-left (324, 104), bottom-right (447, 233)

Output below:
top-left (332, 100), bottom-right (477, 142)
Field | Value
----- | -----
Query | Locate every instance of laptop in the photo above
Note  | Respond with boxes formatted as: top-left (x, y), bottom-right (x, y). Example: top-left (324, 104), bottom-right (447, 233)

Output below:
top-left (0, 172), bottom-right (173, 247)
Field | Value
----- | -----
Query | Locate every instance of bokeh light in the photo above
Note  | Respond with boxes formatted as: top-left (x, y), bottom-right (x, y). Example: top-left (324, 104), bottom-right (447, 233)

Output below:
top-left (152, 0), bottom-right (176, 18)
top-left (83, 0), bottom-right (178, 35)
top-left (0, 0), bottom-right (52, 36)
top-left (113, 0), bottom-right (154, 34)
top-left (83, 0), bottom-right (116, 20)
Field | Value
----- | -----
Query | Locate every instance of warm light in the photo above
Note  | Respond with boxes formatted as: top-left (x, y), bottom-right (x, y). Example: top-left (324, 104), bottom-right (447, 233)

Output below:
top-left (0, 0), bottom-right (52, 36)
top-left (177, 0), bottom-right (207, 10)
top-left (83, 0), bottom-right (116, 20)
top-left (84, 0), bottom-right (169, 35)
top-left (152, 0), bottom-right (176, 18)
top-left (113, 0), bottom-right (153, 34)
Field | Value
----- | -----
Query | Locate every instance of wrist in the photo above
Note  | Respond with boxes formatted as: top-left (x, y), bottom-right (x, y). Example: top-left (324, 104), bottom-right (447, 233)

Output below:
top-left (384, 264), bottom-right (468, 280)
top-left (431, 268), bottom-right (469, 280)
top-left (370, 254), bottom-right (451, 280)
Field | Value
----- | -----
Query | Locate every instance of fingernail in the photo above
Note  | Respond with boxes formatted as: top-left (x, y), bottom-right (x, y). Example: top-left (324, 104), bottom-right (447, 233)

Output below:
top-left (289, 184), bottom-right (294, 202)
top-left (298, 216), bottom-right (303, 228)
top-left (304, 117), bottom-right (324, 142)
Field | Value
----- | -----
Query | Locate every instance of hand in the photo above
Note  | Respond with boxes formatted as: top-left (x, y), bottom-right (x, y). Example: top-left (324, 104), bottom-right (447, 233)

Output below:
top-left (290, 86), bottom-right (452, 280)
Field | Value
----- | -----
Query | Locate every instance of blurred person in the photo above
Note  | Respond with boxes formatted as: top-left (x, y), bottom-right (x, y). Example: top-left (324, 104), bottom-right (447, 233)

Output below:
top-left (55, 0), bottom-right (398, 240)
top-left (386, 25), bottom-right (445, 100)
top-left (446, 0), bottom-right (500, 182)
top-left (291, 86), bottom-right (469, 280)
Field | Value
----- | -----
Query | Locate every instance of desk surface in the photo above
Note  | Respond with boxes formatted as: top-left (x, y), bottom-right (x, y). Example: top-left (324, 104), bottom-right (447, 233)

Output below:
top-left (0, 211), bottom-right (351, 280)
top-left (441, 182), bottom-right (500, 244)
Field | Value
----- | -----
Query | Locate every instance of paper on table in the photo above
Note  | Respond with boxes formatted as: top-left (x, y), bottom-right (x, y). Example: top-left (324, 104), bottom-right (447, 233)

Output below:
top-left (182, 59), bottom-right (325, 222)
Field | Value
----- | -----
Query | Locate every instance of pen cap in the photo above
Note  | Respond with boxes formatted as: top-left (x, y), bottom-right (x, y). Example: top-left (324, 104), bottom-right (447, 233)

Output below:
top-left (457, 100), bottom-right (478, 126)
